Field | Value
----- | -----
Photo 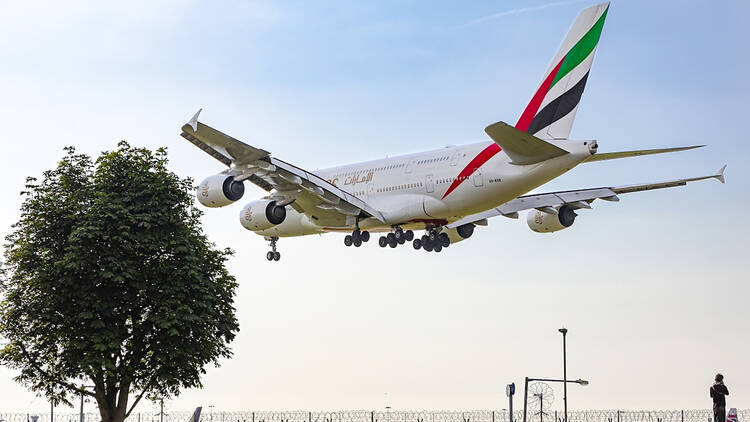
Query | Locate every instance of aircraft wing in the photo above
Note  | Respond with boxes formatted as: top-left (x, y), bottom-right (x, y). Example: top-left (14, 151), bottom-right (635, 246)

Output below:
top-left (180, 109), bottom-right (386, 225)
top-left (446, 165), bottom-right (726, 228)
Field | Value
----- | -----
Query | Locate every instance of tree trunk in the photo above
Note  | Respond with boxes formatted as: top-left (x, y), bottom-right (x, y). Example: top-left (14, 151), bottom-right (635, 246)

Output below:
top-left (94, 384), bottom-right (130, 422)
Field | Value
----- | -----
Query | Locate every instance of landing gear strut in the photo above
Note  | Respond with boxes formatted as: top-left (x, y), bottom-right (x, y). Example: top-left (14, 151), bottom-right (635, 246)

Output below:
top-left (378, 226), bottom-right (413, 249)
top-left (412, 228), bottom-right (450, 253)
top-left (265, 237), bottom-right (281, 261)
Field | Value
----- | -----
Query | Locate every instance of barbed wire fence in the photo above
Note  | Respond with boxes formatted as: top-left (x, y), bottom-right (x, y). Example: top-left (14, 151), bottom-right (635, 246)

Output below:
top-left (0, 410), bottom-right (747, 422)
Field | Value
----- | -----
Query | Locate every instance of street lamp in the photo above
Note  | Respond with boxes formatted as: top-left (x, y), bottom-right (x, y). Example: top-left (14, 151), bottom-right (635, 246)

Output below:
top-left (559, 328), bottom-right (568, 422)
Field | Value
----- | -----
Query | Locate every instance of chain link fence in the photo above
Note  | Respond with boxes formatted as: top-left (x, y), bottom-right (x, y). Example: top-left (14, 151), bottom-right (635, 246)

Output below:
top-left (0, 410), bottom-right (747, 422)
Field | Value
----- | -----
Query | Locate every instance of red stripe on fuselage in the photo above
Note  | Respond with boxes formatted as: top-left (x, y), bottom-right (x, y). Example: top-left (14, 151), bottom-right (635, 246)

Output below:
top-left (514, 57), bottom-right (565, 132)
top-left (441, 143), bottom-right (502, 199)
top-left (441, 57), bottom-right (565, 200)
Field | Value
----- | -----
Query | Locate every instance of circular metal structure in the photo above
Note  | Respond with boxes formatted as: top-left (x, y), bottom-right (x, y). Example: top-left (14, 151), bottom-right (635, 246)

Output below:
top-left (528, 382), bottom-right (555, 421)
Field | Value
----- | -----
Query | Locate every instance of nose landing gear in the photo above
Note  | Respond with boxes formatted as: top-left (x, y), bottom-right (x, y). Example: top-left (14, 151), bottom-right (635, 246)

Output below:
top-left (265, 237), bottom-right (281, 261)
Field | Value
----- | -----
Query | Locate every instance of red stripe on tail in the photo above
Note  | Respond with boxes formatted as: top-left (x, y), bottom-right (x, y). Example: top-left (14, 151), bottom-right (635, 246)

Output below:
top-left (515, 57), bottom-right (565, 132)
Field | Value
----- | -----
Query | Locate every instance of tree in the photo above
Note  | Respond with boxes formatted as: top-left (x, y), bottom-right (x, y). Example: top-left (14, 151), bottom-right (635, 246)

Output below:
top-left (0, 143), bottom-right (240, 422)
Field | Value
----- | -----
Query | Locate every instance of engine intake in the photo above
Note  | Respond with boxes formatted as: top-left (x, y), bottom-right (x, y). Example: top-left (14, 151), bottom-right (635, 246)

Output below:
top-left (527, 204), bottom-right (577, 233)
top-left (197, 174), bottom-right (245, 208)
top-left (240, 200), bottom-right (287, 231)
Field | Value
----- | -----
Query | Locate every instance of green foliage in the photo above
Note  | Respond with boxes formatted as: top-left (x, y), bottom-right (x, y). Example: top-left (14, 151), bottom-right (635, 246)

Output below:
top-left (0, 143), bottom-right (239, 420)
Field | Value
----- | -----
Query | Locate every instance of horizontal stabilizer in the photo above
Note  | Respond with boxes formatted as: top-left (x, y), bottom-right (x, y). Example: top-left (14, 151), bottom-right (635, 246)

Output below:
top-left (585, 145), bottom-right (703, 163)
top-left (485, 121), bottom-right (568, 165)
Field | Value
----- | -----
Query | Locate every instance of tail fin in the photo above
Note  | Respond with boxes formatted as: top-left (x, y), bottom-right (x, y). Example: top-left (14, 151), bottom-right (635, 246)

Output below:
top-left (515, 2), bottom-right (610, 140)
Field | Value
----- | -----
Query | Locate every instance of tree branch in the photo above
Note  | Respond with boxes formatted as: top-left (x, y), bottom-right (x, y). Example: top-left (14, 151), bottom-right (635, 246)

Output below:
top-left (17, 342), bottom-right (96, 397)
top-left (124, 375), bottom-right (158, 418)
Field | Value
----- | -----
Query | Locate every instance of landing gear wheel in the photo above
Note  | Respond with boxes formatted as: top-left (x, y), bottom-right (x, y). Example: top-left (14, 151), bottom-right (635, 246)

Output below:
top-left (439, 233), bottom-right (450, 248)
top-left (386, 233), bottom-right (395, 244)
top-left (389, 238), bottom-right (398, 248)
top-left (433, 243), bottom-right (442, 253)
top-left (398, 235), bottom-right (406, 245)
top-left (421, 234), bottom-right (429, 245)
top-left (361, 231), bottom-right (370, 242)
top-left (413, 238), bottom-right (422, 250)
top-left (378, 236), bottom-right (387, 247)
top-left (344, 235), bottom-right (353, 247)
top-left (353, 238), bottom-right (362, 247)
top-left (405, 230), bottom-right (414, 241)
top-left (352, 230), bottom-right (361, 243)
top-left (394, 227), bottom-right (404, 240)
top-left (266, 251), bottom-right (274, 261)
top-left (273, 251), bottom-right (281, 261)
top-left (423, 241), bottom-right (434, 252)
top-left (428, 231), bottom-right (437, 242)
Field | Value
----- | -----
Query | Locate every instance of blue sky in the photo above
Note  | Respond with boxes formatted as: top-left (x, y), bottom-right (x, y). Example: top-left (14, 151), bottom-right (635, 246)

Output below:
top-left (1, 0), bottom-right (749, 413)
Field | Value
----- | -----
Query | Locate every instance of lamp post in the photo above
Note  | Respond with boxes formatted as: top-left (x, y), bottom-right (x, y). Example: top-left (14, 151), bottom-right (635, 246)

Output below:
top-left (79, 385), bottom-right (95, 422)
top-left (559, 328), bottom-right (568, 422)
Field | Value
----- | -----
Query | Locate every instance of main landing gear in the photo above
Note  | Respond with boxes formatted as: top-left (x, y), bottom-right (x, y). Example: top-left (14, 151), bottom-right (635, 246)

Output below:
top-left (378, 226), bottom-right (414, 248)
top-left (266, 237), bottom-right (281, 261)
top-left (412, 228), bottom-right (450, 253)
top-left (344, 229), bottom-right (370, 247)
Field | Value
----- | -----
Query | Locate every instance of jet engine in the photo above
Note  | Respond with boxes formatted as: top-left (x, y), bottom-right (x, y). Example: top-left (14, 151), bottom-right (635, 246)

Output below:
top-left (240, 200), bottom-right (287, 231)
top-left (527, 205), bottom-right (577, 233)
top-left (442, 223), bottom-right (476, 244)
top-left (197, 174), bottom-right (245, 208)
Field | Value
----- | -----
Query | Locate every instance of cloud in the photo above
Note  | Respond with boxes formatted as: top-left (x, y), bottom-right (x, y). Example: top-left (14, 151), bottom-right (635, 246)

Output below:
top-left (464, 0), bottom-right (588, 26)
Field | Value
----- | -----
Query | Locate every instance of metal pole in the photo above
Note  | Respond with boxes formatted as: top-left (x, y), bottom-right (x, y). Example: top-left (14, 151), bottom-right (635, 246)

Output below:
top-left (539, 394), bottom-right (543, 422)
top-left (559, 328), bottom-right (568, 422)
top-left (51, 402), bottom-right (54, 422)
top-left (80, 388), bottom-right (84, 422)
top-left (509, 394), bottom-right (513, 422)
top-left (523, 377), bottom-right (529, 422)
top-left (160, 400), bottom-right (164, 422)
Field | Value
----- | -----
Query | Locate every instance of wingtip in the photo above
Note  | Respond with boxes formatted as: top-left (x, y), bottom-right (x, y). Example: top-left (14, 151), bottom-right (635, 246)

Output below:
top-left (715, 164), bottom-right (727, 184)
top-left (188, 108), bottom-right (202, 132)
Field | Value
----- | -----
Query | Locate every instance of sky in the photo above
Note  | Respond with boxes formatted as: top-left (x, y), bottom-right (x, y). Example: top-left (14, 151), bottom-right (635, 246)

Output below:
top-left (1, 0), bottom-right (749, 414)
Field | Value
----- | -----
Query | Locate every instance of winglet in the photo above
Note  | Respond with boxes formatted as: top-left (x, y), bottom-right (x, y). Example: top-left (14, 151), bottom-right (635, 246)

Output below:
top-left (715, 164), bottom-right (727, 184)
top-left (188, 108), bottom-right (202, 132)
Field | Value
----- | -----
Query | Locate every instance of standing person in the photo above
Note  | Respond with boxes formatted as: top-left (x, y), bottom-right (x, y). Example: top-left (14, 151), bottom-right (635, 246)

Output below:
top-left (710, 373), bottom-right (729, 422)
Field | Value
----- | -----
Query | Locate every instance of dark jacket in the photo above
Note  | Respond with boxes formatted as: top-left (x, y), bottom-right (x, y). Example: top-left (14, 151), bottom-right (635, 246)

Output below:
top-left (710, 383), bottom-right (729, 407)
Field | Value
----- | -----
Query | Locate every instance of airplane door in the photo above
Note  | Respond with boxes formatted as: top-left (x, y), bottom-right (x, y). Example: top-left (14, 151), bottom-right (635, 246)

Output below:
top-left (473, 171), bottom-right (484, 187)
top-left (367, 182), bottom-right (374, 199)
top-left (425, 174), bottom-right (434, 193)
top-left (450, 151), bottom-right (460, 166)
top-left (406, 159), bottom-right (415, 173)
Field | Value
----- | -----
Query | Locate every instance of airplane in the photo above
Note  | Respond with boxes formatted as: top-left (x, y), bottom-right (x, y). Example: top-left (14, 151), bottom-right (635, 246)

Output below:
top-left (180, 2), bottom-right (726, 261)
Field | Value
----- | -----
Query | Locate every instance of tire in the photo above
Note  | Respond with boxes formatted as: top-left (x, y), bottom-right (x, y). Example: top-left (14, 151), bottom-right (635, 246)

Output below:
top-left (344, 235), bottom-right (353, 247)
top-left (423, 241), bottom-right (433, 252)
top-left (378, 236), bottom-right (387, 247)
top-left (439, 233), bottom-right (450, 248)
top-left (361, 231), bottom-right (370, 242)
top-left (421, 234), bottom-right (429, 245)
top-left (394, 229), bottom-right (402, 240)
top-left (389, 239), bottom-right (398, 248)
top-left (413, 238), bottom-right (422, 250)
top-left (429, 231), bottom-right (437, 242)
top-left (386, 233), bottom-right (395, 243)
top-left (434, 243), bottom-right (442, 253)
top-left (273, 251), bottom-right (281, 261)
top-left (266, 251), bottom-right (274, 261)
top-left (405, 230), bottom-right (414, 241)
top-left (397, 236), bottom-right (406, 245)
top-left (353, 238), bottom-right (362, 247)
top-left (352, 230), bottom-right (361, 243)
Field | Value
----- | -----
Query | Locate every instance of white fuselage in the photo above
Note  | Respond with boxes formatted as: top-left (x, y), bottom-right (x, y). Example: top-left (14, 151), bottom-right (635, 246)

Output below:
top-left (255, 139), bottom-right (595, 237)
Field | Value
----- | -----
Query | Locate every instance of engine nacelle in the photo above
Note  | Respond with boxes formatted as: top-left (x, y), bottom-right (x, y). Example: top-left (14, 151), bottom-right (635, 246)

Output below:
top-left (527, 205), bottom-right (577, 233)
top-left (240, 200), bottom-right (287, 231)
top-left (197, 174), bottom-right (245, 208)
top-left (442, 223), bottom-right (475, 244)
